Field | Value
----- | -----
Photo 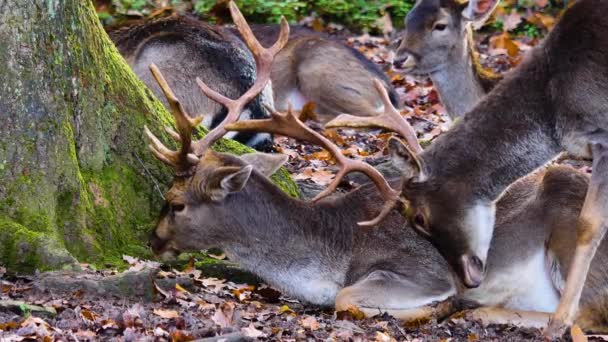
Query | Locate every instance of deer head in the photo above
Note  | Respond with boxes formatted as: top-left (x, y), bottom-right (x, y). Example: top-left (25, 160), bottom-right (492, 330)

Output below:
top-left (394, 0), bottom-right (499, 75)
top-left (145, 1), bottom-right (289, 259)
top-left (387, 137), bottom-right (494, 288)
top-left (146, 2), bottom-right (418, 260)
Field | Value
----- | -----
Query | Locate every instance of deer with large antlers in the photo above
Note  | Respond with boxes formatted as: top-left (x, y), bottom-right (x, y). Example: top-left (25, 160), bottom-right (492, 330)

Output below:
top-left (144, 1), bottom-right (608, 333)
top-left (331, 0), bottom-right (608, 337)
top-left (110, 15), bottom-right (275, 150)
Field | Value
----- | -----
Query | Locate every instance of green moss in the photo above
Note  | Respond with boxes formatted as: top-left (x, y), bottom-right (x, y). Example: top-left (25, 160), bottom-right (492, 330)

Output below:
top-left (0, 0), bottom-right (298, 274)
top-left (0, 217), bottom-right (76, 273)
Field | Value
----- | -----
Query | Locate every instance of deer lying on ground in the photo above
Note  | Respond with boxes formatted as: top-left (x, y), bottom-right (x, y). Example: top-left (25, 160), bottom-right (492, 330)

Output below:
top-left (109, 15), bottom-right (274, 150)
top-left (333, 0), bottom-right (608, 337)
top-left (230, 25), bottom-right (399, 122)
top-left (393, 0), bottom-right (502, 118)
top-left (110, 13), bottom-right (398, 144)
top-left (143, 2), bottom-right (608, 333)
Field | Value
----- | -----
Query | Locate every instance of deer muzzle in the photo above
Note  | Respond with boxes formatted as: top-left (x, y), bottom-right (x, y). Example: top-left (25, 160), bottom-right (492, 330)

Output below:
top-left (459, 254), bottom-right (485, 288)
top-left (393, 53), bottom-right (417, 71)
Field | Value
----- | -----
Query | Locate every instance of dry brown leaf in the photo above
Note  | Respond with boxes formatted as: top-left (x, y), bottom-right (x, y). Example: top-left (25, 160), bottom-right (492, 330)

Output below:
top-left (80, 309), bottom-right (99, 322)
top-left (298, 102), bottom-right (319, 122)
top-left (375, 331), bottom-right (397, 342)
top-left (241, 323), bottom-right (266, 338)
top-left (336, 306), bottom-right (366, 321)
top-left (490, 32), bottom-right (519, 57)
top-left (526, 12), bottom-right (556, 30)
top-left (212, 302), bottom-right (236, 328)
top-left (153, 309), bottom-right (180, 319)
top-left (301, 316), bottom-right (320, 331)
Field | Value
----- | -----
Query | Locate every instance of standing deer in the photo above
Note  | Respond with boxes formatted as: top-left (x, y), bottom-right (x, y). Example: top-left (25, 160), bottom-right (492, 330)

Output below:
top-left (376, 0), bottom-right (608, 336)
top-left (393, 0), bottom-right (502, 118)
top-left (143, 2), bottom-right (608, 333)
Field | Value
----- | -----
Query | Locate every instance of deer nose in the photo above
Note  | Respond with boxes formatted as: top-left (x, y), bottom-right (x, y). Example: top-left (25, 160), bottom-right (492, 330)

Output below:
top-left (393, 53), bottom-right (417, 70)
top-left (460, 254), bottom-right (485, 288)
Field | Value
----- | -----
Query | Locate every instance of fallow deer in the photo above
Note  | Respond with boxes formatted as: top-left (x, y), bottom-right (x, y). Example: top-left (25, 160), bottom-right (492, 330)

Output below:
top-left (230, 25), bottom-right (400, 122)
top-left (393, 0), bottom-right (502, 118)
top-left (333, 0), bottom-right (608, 337)
top-left (110, 14), bottom-right (274, 150)
top-left (141, 2), bottom-right (608, 333)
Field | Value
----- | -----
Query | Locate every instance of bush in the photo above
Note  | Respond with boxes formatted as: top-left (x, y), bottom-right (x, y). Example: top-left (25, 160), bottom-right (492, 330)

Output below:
top-left (103, 0), bottom-right (415, 32)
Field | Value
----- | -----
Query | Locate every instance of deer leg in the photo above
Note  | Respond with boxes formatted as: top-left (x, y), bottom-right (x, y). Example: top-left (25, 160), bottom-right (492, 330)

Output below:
top-left (458, 307), bottom-right (551, 329)
top-left (335, 270), bottom-right (454, 322)
top-left (546, 143), bottom-right (608, 338)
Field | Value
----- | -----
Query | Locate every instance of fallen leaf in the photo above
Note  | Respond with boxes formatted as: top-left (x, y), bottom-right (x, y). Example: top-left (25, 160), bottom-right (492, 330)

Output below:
top-left (501, 10), bottom-right (522, 31)
top-left (301, 316), bottom-right (320, 331)
top-left (490, 32), bottom-right (519, 57)
top-left (80, 309), bottom-right (99, 322)
top-left (153, 309), bottom-right (180, 319)
top-left (336, 306), bottom-right (366, 321)
top-left (212, 302), bottom-right (236, 328)
top-left (242, 323), bottom-right (266, 338)
top-left (376, 331), bottom-right (396, 342)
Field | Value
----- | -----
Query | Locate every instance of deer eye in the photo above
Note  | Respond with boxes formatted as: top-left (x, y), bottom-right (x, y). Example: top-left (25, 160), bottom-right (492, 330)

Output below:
top-left (433, 23), bottom-right (448, 31)
top-left (412, 212), bottom-right (431, 236)
top-left (171, 203), bottom-right (185, 213)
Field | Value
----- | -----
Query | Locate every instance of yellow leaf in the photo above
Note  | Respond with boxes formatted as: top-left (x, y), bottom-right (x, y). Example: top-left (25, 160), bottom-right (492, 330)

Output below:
top-left (279, 305), bottom-right (295, 315)
top-left (175, 283), bottom-right (190, 293)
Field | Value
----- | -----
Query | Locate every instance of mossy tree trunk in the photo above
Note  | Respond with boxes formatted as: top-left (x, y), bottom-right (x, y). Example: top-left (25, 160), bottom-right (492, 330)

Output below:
top-left (0, 0), bottom-right (297, 273)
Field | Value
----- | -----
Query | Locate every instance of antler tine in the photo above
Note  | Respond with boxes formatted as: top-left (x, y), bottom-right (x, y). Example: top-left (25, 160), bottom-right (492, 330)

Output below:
top-left (145, 64), bottom-right (202, 173)
top-left (226, 104), bottom-right (400, 227)
top-left (191, 1), bottom-right (290, 155)
top-left (326, 79), bottom-right (423, 154)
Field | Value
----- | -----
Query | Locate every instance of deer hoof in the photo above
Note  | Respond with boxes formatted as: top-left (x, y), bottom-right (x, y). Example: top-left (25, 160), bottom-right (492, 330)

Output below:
top-left (543, 318), bottom-right (568, 340)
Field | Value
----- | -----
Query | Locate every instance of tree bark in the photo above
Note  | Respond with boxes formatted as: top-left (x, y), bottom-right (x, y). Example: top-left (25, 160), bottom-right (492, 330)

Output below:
top-left (0, 0), bottom-right (298, 272)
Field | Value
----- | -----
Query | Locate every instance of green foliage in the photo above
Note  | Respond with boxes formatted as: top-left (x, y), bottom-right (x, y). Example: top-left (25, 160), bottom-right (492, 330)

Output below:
top-left (103, 0), bottom-right (415, 32)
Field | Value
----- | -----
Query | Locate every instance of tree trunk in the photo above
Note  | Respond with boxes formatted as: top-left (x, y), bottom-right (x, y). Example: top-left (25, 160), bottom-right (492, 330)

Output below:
top-left (0, 0), bottom-right (297, 272)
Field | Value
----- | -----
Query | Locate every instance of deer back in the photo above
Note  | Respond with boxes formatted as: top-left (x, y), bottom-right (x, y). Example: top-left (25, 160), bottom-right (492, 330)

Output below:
top-left (109, 15), bottom-right (273, 148)
top-left (231, 25), bottom-right (399, 122)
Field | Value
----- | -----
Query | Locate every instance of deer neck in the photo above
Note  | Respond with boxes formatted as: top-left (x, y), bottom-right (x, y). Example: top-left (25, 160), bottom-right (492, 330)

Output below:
top-left (430, 27), bottom-right (501, 119)
top-left (423, 56), bottom-right (562, 201)
top-left (216, 175), bottom-right (353, 304)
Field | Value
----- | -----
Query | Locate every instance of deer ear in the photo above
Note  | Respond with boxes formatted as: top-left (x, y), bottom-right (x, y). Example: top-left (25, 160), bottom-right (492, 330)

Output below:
top-left (387, 137), bottom-right (424, 181)
top-left (461, 0), bottom-right (499, 28)
top-left (240, 152), bottom-right (288, 177)
top-left (205, 165), bottom-right (253, 201)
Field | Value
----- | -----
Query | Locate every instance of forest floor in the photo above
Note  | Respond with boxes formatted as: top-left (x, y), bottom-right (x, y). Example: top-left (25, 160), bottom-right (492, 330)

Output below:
top-left (0, 9), bottom-right (597, 342)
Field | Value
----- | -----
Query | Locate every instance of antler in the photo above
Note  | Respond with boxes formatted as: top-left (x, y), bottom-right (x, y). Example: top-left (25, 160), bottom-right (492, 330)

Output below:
top-left (144, 1), bottom-right (289, 174)
top-left (226, 105), bottom-right (400, 227)
top-left (144, 64), bottom-right (203, 175)
top-left (191, 1), bottom-right (289, 155)
top-left (325, 79), bottom-right (423, 154)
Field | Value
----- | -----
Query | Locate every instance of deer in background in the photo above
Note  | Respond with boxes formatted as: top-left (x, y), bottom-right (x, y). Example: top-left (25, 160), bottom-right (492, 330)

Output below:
top-left (109, 15), bottom-right (274, 150)
top-left (110, 13), bottom-right (398, 143)
top-left (393, 0), bottom-right (502, 118)
top-left (231, 26), bottom-right (400, 122)
top-left (143, 2), bottom-right (608, 333)
top-left (381, 0), bottom-right (608, 337)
